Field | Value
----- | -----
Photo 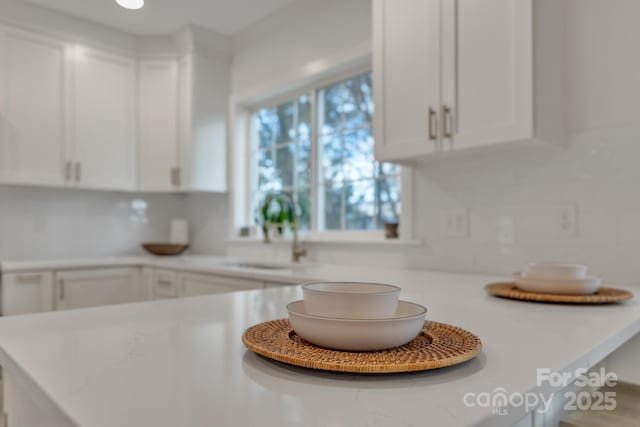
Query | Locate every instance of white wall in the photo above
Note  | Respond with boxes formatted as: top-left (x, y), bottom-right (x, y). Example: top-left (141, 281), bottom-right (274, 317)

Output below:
top-left (187, 193), bottom-right (229, 254)
top-left (231, 0), bottom-right (371, 96)
top-left (226, 0), bottom-right (640, 286)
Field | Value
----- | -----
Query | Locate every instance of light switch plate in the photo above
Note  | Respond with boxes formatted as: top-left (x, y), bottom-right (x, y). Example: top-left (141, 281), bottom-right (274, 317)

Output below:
top-left (440, 209), bottom-right (469, 237)
top-left (554, 203), bottom-right (578, 237)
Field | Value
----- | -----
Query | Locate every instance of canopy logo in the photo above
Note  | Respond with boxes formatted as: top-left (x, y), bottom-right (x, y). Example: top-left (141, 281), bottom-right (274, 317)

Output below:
top-left (463, 368), bottom-right (618, 416)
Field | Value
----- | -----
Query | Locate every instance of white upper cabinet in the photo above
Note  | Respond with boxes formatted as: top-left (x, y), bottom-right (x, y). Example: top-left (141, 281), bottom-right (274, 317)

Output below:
top-left (374, 0), bottom-right (566, 163)
top-left (139, 60), bottom-right (179, 191)
top-left (73, 48), bottom-right (136, 190)
top-left (440, 0), bottom-right (533, 151)
top-left (0, 22), bottom-right (228, 193)
top-left (0, 27), bottom-right (70, 186)
top-left (373, 0), bottom-right (441, 160)
top-left (138, 53), bottom-right (228, 193)
top-left (182, 53), bottom-right (228, 193)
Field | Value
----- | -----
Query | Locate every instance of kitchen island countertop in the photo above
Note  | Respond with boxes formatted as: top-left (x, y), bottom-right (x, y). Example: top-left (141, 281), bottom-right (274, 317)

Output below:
top-left (0, 262), bottom-right (638, 427)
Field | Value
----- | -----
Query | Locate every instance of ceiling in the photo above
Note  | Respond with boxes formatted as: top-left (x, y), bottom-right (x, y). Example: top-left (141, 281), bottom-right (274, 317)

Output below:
top-left (22, 0), bottom-right (298, 36)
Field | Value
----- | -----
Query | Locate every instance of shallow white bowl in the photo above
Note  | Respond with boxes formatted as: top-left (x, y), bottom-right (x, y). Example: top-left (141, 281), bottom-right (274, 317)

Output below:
top-left (514, 272), bottom-right (601, 295)
top-left (524, 262), bottom-right (588, 280)
top-left (287, 300), bottom-right (426, 351)
top-left (301, 281), bottom-right (401, 319)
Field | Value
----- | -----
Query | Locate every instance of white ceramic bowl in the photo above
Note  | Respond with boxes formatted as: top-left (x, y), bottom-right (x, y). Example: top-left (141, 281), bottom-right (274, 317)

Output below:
top-left (514, 272), bottom-right (601, 295)
top-left (523, 262), bottom-right (588, 280)
top-left (287, 300), bottom-right (426, 351)
top-left (301, 281), bottom-right (401, 319)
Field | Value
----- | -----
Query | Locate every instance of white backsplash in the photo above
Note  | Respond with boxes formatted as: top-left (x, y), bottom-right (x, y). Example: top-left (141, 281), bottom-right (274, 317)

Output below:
top-left (0, 186), bottom-right (188, 259)
top-left (405, 126), bottom-right (640, 284)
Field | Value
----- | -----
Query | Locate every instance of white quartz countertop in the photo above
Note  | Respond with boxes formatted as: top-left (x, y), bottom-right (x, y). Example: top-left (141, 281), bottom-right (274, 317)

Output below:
top-left (0, 261), bottom-right (638, 427)
top-left (0, 255), bottom-right (328, 284)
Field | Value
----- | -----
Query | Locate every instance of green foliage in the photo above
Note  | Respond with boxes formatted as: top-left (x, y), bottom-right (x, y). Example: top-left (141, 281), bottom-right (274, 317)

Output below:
top-left (257, 192), bottom-right (296, 230)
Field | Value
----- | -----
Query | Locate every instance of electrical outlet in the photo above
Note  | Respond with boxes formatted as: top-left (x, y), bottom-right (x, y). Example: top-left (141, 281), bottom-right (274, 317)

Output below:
top-left (555, 203), bottom-right (578, 237)
top-left (440, 209), bottom-right (469, 237)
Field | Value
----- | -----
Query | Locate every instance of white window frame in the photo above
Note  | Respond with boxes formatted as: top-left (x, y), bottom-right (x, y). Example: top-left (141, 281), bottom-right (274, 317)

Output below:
top-left (229, 58), bottom-right (414, 244)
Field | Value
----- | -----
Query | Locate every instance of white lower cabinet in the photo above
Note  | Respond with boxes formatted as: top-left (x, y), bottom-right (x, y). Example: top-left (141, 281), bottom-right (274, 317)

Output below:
top-left (55, 268), bottom-right (141, 310)
top-left (1, 266), bottom-right (290, 316)
top-left (179, 272), bottom-right (262, 297)
top-left (1, 272), bottom-right (54, 315)
top-left (150, 268), bottom-right (179, 300)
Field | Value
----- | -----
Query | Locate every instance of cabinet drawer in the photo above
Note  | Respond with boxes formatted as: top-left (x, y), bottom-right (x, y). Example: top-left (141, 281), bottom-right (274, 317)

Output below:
top-left (1, 271), bottom-right (55, 315)
top-left (151, 269), bottom-right (178, 297)
top-left (179, 273), bottom-right (262, 297)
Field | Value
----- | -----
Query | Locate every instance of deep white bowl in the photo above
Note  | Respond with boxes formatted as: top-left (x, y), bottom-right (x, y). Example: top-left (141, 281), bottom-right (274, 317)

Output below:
top-left (523, 262), bottom-right (588, 280)
top-left (301, 281), bottom-right (401, 319)
top-left (287, 300), bottom-right (426, 351)
top-left (514, 272), bottom-right (601, 295)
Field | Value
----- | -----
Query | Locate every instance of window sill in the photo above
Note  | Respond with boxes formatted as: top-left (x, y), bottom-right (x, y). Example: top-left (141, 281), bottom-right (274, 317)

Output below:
top-left (225, 236), bottom-right (423, 247)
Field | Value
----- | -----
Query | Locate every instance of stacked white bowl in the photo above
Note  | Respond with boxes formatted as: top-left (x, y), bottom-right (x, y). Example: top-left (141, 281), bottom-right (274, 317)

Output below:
top-left (287, 282), bottom-right (426, 351)
top-left (514, 262), bottom-right (602, 295)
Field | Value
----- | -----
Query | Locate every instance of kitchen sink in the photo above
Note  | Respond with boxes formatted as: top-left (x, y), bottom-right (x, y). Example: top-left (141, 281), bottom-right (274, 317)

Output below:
top-left (221, 262), bottom-right (292, 270)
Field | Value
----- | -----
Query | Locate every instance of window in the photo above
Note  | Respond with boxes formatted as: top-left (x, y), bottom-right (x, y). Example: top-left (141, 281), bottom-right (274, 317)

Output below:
top-left (251, 71), bottom-right (400, 233)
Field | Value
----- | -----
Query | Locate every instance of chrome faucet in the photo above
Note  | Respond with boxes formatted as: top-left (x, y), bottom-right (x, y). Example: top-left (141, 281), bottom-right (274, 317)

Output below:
top-left (291, 219), bottom-right (307, 263)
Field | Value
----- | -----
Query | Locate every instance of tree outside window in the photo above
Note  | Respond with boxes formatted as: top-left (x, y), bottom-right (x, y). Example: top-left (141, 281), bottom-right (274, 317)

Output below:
top-left (252, 71), bottom-right (400, 233)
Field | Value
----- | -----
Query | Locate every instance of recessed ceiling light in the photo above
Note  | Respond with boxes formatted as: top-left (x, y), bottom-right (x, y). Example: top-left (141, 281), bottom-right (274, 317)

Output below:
top-left (116, 0), bottom-right (144, 10)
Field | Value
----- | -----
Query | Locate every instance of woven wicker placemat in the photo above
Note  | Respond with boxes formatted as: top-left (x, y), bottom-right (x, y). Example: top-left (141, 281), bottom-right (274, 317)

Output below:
top-left (485, 282), bottom-right (634, 304)
top-left (242, 319), bottom-right (482, 374)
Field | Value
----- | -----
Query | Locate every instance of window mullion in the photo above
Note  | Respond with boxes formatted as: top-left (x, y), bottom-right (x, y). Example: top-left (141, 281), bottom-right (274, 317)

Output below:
top-left (312, 88), bottom-right (320, 232)
top-left (340, 82), bottom-right (347, 231)
top-left (292, 100), bottom-right (299, 222)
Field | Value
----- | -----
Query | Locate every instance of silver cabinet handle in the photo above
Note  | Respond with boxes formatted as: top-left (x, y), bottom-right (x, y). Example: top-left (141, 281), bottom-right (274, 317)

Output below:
top-left (171, 167), bottom-right (181, 186)
top-left (170, 168), bottom-right (177, 186)
top-left (65, 161), bottom-right (73, 181)
top-left (428, 108), bottom-right (438, 141)
top-left (58, 279), bottom-right (65, 300)
top-left (74, 162), bottom-right (82, 182)
top-left (442, 105), bottom-right (453, 139)
top-left (157, 279), bottom-right (172, 286)
top-left (15, 274), bottom-right (42, 283)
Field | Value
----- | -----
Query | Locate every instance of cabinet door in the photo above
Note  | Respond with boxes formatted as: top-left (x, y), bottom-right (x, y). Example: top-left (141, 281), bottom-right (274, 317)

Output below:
top-left (179, 273), bottom-right (261, 297)
top-left (0, 28), bottom-right (69, 186)
top-left (56, 268), bottom-right (141, 310)
top-left (373, 0), bottom-right (441, 162)
top-left (441, 0), bottom-right (533, 151)
top-left (139, 61), bottom-right (179, 191)
top-left (176, 55), bottom-right (192, 190)
top-left (73, 48), bottom-right (136, 190)
top-left (151, 269), bottom-right (179, 299)
top-left (1, 272), bottom-right (54, 315)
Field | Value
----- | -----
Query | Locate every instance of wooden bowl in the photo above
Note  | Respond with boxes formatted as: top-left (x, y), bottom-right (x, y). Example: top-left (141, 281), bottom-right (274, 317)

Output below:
top-left (142, 243), bottom-right (189, 256)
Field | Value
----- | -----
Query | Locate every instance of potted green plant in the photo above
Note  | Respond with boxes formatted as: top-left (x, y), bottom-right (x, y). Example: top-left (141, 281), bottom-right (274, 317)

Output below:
top-left (257, 192), bottom-right (295, 243)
